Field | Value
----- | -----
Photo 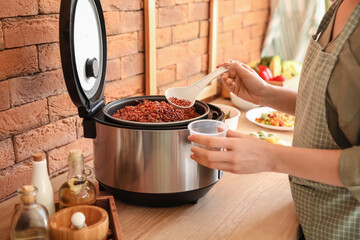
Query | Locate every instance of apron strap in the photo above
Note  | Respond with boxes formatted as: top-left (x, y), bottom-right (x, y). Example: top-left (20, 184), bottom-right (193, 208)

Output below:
top-left (330, 2), bottom-right (360, 56)
top-left (314, 0), bottom-right (342, 38)
top-left (325, 2), bottom-right (360, 148)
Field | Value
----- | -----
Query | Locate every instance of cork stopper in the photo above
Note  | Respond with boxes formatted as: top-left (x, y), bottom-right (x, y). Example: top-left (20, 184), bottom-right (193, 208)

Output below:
top-left (22, 185), bottom-right (35, 192)
top-left (68, 149), bottom-right (83, 167)
top-left (32, 152), bottom-right (44, 162)
top-left (69, 149), bottom-right (82, 158)
top-left (19, 185), bottom-right (37, 204)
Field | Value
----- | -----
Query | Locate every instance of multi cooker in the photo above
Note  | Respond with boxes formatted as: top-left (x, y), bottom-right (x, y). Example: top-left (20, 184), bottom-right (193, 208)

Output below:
top-left (59, 0), bottom-right (224, 206)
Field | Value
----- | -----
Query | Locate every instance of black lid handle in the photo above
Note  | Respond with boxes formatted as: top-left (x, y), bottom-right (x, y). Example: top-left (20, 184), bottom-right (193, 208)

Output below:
top-left (86, 57), bottom-right (99, 78)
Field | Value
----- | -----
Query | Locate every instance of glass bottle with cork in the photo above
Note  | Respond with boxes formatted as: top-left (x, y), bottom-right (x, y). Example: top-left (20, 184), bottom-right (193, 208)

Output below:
top-left (10, 185), bottom-right (50, 240)
top-left (59, 149), bottom-right (96, 209)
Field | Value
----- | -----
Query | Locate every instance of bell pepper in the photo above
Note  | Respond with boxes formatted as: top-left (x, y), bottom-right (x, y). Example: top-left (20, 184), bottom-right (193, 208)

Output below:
top-left (254, 65), bottom-right (273, 81)
top-left (271, 75), bottom-right (286, 82)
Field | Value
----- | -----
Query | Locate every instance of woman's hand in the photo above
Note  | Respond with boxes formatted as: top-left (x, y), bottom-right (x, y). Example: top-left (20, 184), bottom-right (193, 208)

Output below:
top-left (218, 60), bottom-right (270, 105)
top-left (218, 59), bottom-right (297, 115)
top-left (188, 129), bottom-right (344, 187)
top-left (188, 130), bottom-right (277, 174)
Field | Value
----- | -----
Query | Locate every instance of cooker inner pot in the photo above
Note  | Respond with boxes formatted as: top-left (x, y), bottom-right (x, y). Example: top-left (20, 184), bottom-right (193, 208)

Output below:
top-left (103, 95), bottom-right (210, 127)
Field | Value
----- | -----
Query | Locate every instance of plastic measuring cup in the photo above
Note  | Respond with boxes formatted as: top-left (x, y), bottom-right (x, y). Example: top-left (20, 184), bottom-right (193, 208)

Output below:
top-left (188, 120), bottom-right (228, 150)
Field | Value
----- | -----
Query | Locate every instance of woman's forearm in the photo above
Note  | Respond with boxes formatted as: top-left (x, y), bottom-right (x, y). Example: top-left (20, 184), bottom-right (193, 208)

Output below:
top-left (259, 85), bottom-right (342, 185)
top-left (270, 144), bottom-right (344, 187)
top-left (260, 85), bottom-right (298, 115)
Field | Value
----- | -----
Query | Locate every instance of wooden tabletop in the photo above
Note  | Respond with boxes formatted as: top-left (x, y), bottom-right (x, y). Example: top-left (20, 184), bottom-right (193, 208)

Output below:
top-left (116, 172), bottom-right (299, 240)
top-left (0, 98), bottom-right (300, 240)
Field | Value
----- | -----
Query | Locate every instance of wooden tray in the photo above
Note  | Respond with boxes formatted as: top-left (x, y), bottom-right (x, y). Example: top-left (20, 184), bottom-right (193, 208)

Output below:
top-left (55, 196), bottom-right (122, 240)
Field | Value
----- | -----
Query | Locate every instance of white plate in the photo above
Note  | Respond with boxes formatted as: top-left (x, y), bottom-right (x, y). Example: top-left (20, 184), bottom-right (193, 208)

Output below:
top-left (279, 139), bottom-right (292, 146)
top-left (246, 107), bottom-right (294, 131)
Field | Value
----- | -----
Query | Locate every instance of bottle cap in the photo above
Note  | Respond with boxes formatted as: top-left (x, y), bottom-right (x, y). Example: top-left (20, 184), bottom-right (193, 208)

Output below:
top-left (71, 212), bottom-right (87, 229)
top-left (32, 152), bottom-right (44, 162)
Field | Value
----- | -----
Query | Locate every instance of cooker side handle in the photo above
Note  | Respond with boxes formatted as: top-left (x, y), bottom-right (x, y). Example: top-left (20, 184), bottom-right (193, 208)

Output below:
top-left (79, 99), bottom-right (105, 139)
top-left (83, 118), bottom-right (97, 139)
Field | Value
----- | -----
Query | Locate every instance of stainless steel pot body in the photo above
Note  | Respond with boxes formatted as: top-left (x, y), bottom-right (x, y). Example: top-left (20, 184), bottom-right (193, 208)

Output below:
top-left (93, 122), bottom-right (221, 194)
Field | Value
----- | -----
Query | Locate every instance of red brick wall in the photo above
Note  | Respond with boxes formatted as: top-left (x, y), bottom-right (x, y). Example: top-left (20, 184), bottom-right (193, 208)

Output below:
top-left (0, 0), bottom-right (269, 200)
top-left (217, 0), bottom-right (270, 65)
top-left (156, 1), bottom-right (209, 93)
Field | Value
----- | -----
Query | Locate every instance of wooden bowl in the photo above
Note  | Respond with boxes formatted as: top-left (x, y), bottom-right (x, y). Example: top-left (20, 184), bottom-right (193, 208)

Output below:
top-left (50, 205), bottom-right (109, 240)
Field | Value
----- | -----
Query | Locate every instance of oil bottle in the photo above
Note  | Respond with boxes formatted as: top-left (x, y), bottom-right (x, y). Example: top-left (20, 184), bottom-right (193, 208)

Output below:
top-left (58, 149), bottom-right (96, 209)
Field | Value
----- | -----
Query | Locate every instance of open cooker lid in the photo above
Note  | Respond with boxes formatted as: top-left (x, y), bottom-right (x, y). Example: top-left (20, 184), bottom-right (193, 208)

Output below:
top-left (59, 0), bottom-right (107, 118)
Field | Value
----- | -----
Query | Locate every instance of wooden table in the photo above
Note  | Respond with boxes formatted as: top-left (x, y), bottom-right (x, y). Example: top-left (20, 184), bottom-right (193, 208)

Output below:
top-left (0, 98), bottom-right (300, 240)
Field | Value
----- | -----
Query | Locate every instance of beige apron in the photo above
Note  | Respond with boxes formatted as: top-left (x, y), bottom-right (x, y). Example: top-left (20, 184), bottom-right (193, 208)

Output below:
top-left (290, 1), bottom-right (360, 239)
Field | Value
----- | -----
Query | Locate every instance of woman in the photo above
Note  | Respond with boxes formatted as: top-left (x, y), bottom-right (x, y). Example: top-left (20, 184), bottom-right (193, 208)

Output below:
top-left (188, 0), bottom-right (360, 239)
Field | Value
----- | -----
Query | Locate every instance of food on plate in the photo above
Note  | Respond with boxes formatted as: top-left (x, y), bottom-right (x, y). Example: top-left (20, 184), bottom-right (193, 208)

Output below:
top-left (255, 111), bottom-right (295, 127)
top-left (250, 131), bottom-right (281, 144)
top-left (112, 99), bottom-right (200, 122)
top-left (225, 111), bottom-right (231, 119)
top-left (168, 97), bottom-right (191, 107)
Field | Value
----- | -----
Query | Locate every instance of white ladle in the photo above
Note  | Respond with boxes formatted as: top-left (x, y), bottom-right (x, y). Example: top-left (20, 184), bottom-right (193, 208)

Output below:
top-left (165, 66), bottom-right (229, 109)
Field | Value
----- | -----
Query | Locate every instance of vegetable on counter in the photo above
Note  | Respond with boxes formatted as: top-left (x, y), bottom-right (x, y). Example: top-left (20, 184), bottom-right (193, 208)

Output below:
top-left (271, 75), bottom-right (286, 82)
top-left (250, 56), bottom-right (302, 81)
top-left (254, 65), bottom-right (273, 81)
top-left (269, 55), bottom-right (282, 77)
top-left (282, 60), bottom-right (302, 79)
top-left (258, 56), bottom-right (273, 68)
top-left (253, 64), bottom-right (285, 83)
